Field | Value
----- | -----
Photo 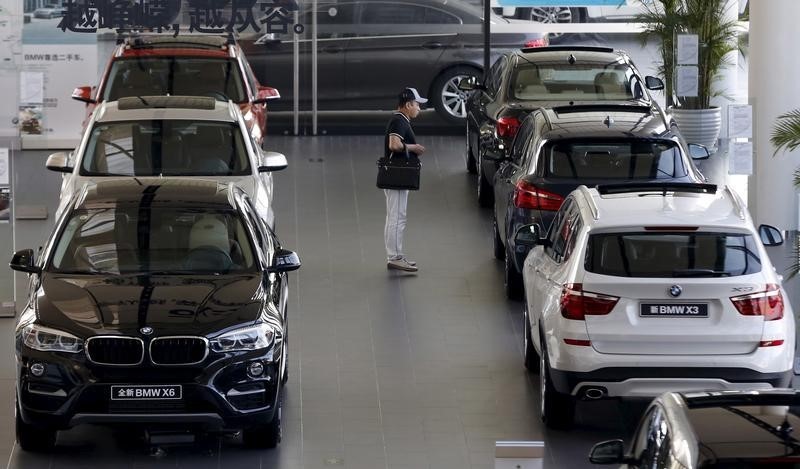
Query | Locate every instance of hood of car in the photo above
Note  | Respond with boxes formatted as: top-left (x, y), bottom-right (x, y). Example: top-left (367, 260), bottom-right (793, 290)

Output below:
top-left (35, 273), bottom-right (265, 337)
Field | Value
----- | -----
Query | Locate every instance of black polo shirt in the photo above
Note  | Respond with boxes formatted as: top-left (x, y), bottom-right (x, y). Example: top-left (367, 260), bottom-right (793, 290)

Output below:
top-left (384, 111), bottom-right (419, 159)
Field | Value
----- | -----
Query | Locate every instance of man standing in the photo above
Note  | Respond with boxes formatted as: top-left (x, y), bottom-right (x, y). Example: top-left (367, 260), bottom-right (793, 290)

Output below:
top-left (384, 88), bottom-right (427, 272)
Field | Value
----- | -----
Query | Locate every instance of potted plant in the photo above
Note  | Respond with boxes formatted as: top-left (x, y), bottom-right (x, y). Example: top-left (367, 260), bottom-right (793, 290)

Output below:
top-left (771, 109), bottom-right (800, 277)
top-left (637, 0), bottom-right (741, 148)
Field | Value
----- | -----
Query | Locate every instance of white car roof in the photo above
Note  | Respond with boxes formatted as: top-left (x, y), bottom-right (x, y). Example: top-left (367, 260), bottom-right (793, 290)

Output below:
top-left (577, 185), bottom-right (751, 231)
top-left (94, 96), bottom-right (241, 124)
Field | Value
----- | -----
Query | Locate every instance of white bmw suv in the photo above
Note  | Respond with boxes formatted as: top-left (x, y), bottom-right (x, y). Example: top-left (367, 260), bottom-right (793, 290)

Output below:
top-left (517, 183), bottom-right (794, 430)
top-left (45, 96), bottom-right (287, 227)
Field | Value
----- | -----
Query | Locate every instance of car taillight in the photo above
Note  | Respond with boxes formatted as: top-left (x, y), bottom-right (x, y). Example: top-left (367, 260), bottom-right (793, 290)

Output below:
top-left (496, 116), bottom-right (521, 139)
top-left (524, 38), bottom-right (548, 48)
top-left (731, 284), bottom-right (784, 321)
top-left (560, 284), bottom-right (619, 320)
top-left (513, 180), bottom-right (564, 211)
top-left (759, 340), bottom-right (784, 348)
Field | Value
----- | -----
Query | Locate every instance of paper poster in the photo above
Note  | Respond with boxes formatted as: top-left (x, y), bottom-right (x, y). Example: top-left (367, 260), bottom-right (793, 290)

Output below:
top-left (729, 141), bottom-right (753, 175)
top-left (19, 70), bottom-right (43, 104)
top-left (728, 104), bottom-right (753, 139)
top-left (676, 34), bottom-right (699, 65)
top-left (0, 148), bottom-right (8, 185)
top-left (676, 65), bottom-right (698, 97)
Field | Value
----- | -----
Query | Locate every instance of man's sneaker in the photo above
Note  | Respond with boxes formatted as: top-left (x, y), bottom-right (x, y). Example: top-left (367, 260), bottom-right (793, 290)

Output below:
top-left (398, 256), bottom-right (416, 266)
top-left (387, 258), bottom-right (418, 272)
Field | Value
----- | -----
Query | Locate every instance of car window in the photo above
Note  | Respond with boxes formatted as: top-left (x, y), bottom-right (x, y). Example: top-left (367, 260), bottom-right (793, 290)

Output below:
top-left (81, 120), bottom-right (251, 177)
top-left (423, 7), bottom-right (460, 24)
top-left (50, 207), bottom-right (256, 274)
top-left (307, 3), bottom-right (357, 24)
top-left (103, 57), bottom-right (246, 103)
top-left (550, 203), bottom-right (580, 263)
top-left (585, 232), bottom-right (763, 278)
top-left (360, 3), bottom-right (425, 23)
top-left (542, 140), bottom-right (688, 180)
top-left (486, 55), bottom-right (507, 97)
top-left (545, 197), bottom-right (573, 262)
top-left (509, 118), bottom-right (534, 162)
top-left (509, 62), bottom-right (639, 101)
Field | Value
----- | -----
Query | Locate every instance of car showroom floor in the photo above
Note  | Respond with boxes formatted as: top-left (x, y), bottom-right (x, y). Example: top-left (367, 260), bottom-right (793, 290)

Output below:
top-left (1, 134), bottom-right (796, 468)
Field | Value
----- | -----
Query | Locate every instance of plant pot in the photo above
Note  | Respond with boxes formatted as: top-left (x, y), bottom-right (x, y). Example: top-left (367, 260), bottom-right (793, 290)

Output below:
top-left (670, 107), bottom-right (722, 149)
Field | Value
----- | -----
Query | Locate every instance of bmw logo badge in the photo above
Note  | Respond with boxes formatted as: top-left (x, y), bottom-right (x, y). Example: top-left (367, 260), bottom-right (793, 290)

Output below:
top-left (668, 285), bottom-right (682, 298)
top-left (140, 326), bottom-right (154, 336)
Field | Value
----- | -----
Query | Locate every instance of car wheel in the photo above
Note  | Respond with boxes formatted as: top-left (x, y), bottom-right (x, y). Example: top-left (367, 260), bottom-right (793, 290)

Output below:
top-left (493, 216), bottom-right (505, 260)
top-left (243, 392), bottom-right (282, 448)
top-left (539, 334), bottom-right (575, 430)
top-left (16, 404), bottom-right (56, 452)
top-left (476, 149), bottom-right (494, 208)
top-left (523, 7), bottom-right (583, 44)
top-left (523, 306), bottom-right (540, 373)
top-left (466, 124), bottom-right (477, 174)
top-left (431, 66), bottom-right (481, 125)
top-left (504, 247), bottom-right (524, 300)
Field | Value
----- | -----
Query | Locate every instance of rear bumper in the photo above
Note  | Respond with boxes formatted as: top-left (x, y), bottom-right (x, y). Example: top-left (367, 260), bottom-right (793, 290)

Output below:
top-left (550, 366), bottom-right (793, 397)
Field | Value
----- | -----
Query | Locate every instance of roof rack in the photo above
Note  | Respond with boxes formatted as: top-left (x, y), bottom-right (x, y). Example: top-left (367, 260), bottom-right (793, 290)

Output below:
top-left (577, 185), bottom-right (599, 220)
top-left (551, 104), bottom-right (651, 115)
top-left (122, 35), bottom-right (231, 50)
top-left (116, 96), bottom-right (218, 111)
top-left (596, 183), bottom-right (718, 196)
top-left (520, 45), bottom-right (615, 54)
top-left (724, 186), bottom-right (747, 220)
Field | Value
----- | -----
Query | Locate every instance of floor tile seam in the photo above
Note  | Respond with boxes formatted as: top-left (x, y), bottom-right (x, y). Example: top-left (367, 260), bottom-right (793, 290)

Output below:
top-left (289, 143), bottom-right (306, 468)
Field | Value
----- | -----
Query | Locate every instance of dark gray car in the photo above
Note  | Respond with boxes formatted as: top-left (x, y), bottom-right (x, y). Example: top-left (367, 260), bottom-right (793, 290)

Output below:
top-left (239, 0), bottom-right (548, 124)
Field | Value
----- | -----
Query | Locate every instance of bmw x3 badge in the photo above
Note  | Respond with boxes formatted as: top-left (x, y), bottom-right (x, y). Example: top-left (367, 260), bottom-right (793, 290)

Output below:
top-left (140, 326), bottom-right (154, 336)
top-left (668, 285), bottom-right (682, 298)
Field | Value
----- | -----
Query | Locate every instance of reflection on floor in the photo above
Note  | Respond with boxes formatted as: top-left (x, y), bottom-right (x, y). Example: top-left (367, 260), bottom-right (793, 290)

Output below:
top-left (2, 135), bottom-right (795, 468)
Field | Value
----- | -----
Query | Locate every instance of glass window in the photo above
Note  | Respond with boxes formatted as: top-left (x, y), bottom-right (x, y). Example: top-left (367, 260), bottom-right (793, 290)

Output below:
top-left (509, 63), bottom-right (638, 101)
top-left (545, 198), bottom-right (573, 261)
top-left (486, 55), bottom-right (507, 97)
top-left (543, 140), bottom-right (688, 180)
top-left (509, 118), bottom-right (534, 162)
top-left (360, 4), bottom-right (425, 23)
top-left (50, 207), bottom-right (256, 274)
top-left (424, 7), bottom-right (460, 24)
top-left (585, 232), bottom-right (763, 278)
top-left (104, 58), bottom-right (246, 102)
top-left (81, 120), bottom-right (251, 177)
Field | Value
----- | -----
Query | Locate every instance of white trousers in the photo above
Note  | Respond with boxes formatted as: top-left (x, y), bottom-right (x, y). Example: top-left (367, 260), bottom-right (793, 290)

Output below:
top-left (384, 189), bottom-right (409, 260)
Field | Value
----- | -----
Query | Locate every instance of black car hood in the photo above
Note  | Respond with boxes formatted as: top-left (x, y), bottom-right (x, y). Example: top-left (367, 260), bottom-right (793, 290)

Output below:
top-left (35, 273), bottom-right (265, 337)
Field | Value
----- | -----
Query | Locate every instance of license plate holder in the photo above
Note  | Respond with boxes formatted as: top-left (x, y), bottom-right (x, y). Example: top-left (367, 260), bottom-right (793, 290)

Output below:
top-left (110, 385), bottom-right (182, 400)
top-left (640, 303), bottom-right (708, 318)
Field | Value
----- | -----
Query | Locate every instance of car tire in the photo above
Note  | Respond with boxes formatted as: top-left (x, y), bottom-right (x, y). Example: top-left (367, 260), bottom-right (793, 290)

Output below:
top-left (431, 66), bottom-right (481, 125)
top-left (504, 247), bottom-right (524, 300)
top-left (523, 306), bottom-right (540, 373)
top-left (520, 7), bottom-right (584, 44)
top-left (493, 216), bottom-right (505, 260)
top-left (476, 149), bottom-right (494, 208)
top-left (242, 392), bottom-right (282, 449)
top-left (466, 124), bottom-right (477, 174)
top-left (539, 334), bottom-right (575, 430)
top-left (16, 404), bottom-right (56, 452)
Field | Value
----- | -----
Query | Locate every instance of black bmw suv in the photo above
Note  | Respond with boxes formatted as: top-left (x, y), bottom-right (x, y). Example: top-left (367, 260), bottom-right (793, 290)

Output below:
top-left (492, 104), bottom-right (710, 299)
top-left (11, 179), bottom-right (300, 452)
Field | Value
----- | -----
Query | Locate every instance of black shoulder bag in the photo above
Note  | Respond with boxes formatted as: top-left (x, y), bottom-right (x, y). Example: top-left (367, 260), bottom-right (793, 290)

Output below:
top-left (376, 147), bottom-right (421, 191)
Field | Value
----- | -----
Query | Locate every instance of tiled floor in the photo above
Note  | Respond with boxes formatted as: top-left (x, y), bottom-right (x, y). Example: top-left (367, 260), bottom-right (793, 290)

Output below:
top-left (0, 135), bottom-right (795, 468)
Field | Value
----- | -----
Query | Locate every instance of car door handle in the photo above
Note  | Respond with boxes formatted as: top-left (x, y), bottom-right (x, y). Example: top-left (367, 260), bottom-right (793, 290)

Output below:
top-left (321, 45), bottom-right (343, 53)
top-left (422, 41), bottom-right (443, 49)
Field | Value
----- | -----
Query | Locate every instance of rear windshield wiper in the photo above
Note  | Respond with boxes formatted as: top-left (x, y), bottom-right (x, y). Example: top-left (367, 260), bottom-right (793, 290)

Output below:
top-left (672, 269), bottom-right (731, 277)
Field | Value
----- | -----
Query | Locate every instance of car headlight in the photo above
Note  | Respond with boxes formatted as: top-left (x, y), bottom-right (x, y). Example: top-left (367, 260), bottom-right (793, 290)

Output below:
top-left (22, 324), bottom-right (83, 353)
top-left (210, 323), bottom-right (275, 353)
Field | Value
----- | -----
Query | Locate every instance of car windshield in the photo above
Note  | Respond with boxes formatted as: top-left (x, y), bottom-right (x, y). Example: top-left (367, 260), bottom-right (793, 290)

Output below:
top-left (103, 57), bottom-right (246, 102)
top-left (80, 120), bottom-right (251, 177)
top-left (542, 140), bottom-right (688, 180)
top-left (510, 63), bottom-right (641, 101)
top-left (585, 232), bottom-right (762, 278)
top-left (50, 207), bottom-right (256, 275)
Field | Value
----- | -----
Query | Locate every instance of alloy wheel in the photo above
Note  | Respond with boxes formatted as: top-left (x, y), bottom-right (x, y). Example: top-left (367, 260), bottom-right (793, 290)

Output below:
top-left (441, 75), bottom-right (471, 119)
top-left (529, 7), bottom-right (573, 40)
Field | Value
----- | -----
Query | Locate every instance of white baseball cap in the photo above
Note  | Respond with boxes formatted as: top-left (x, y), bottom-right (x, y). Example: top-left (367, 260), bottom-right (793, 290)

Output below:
top-left (399, 87), bottom-right (428, 104)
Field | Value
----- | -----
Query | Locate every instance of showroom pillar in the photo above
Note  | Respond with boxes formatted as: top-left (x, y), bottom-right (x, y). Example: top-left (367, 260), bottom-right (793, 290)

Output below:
top-left (748, 0), bottom-right (800, 229)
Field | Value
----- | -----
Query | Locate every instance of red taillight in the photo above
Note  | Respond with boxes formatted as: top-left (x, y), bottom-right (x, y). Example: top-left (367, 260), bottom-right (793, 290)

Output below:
top-left (496, 116), bottom-right (521, 139)
top-left (560, 284), bottom-right (619, 321)
top-left (513, 180), bottom-right (564, 211)
top-left (759, 340), bottom-right (784, 348)
top-left (731, 284), bottom-right (784, 321)
top-left (563, 338), bottom-right (592, 347)
top-left (524, 38), bottom-right (548, 48)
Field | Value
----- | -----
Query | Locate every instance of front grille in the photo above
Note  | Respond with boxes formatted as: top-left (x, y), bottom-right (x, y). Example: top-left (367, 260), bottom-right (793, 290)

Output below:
top-left (150, 337), bottom-right (208, 365)
top-left (86, 337), bottom-right (144, 365)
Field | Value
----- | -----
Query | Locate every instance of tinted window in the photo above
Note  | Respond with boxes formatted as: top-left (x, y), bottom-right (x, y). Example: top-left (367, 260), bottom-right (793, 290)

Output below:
top-left (361, 4), bottom-right (425, 23)
top-left (585, 232), bottom-right (762, 278)
top-left (81, 120), bottom-right (251, 177)
top-left (543, 140), bottom-right (688, 180)
top-left (50, 207), bottom-right (256, 274)
top-left (104, 58), bottom-right (246, 102)
top-left (486, 55), bottom-right (507, 97)
top-left (509, 63), bottom-right (638, 101)
top-left (424, 7), bottom-right (460, 24)
top-left (545, 198), bottom-right (573, 262)
top-left (509, 118), bottom-right (534, 162)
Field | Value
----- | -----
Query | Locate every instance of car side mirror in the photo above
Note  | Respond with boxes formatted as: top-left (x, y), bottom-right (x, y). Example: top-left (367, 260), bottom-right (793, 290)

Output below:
top-left (10, 249), bottom-right (41, 274)
top-left (45, 152), bottom-right (74, 173)
top-left (71, 85), bottom-right (96, 104)
top-left (514, 223), bottom-right (547, 247)
top-left (258, 151), bottom-right (288, 172)
top-left (458, 76), bottom-right (478, 91)
top-left (645, 76), bottom-right (664, 91)
top-left (588, 439), bottom-right (627, 465)
top-left (267, 248), bottom-right (301, 273)
top-left (688, 143), bottom-right (710, 160)
top-left (759, 224), bottom-right (784, 246)
top-left (252, 86), bottom-right (281, 104)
